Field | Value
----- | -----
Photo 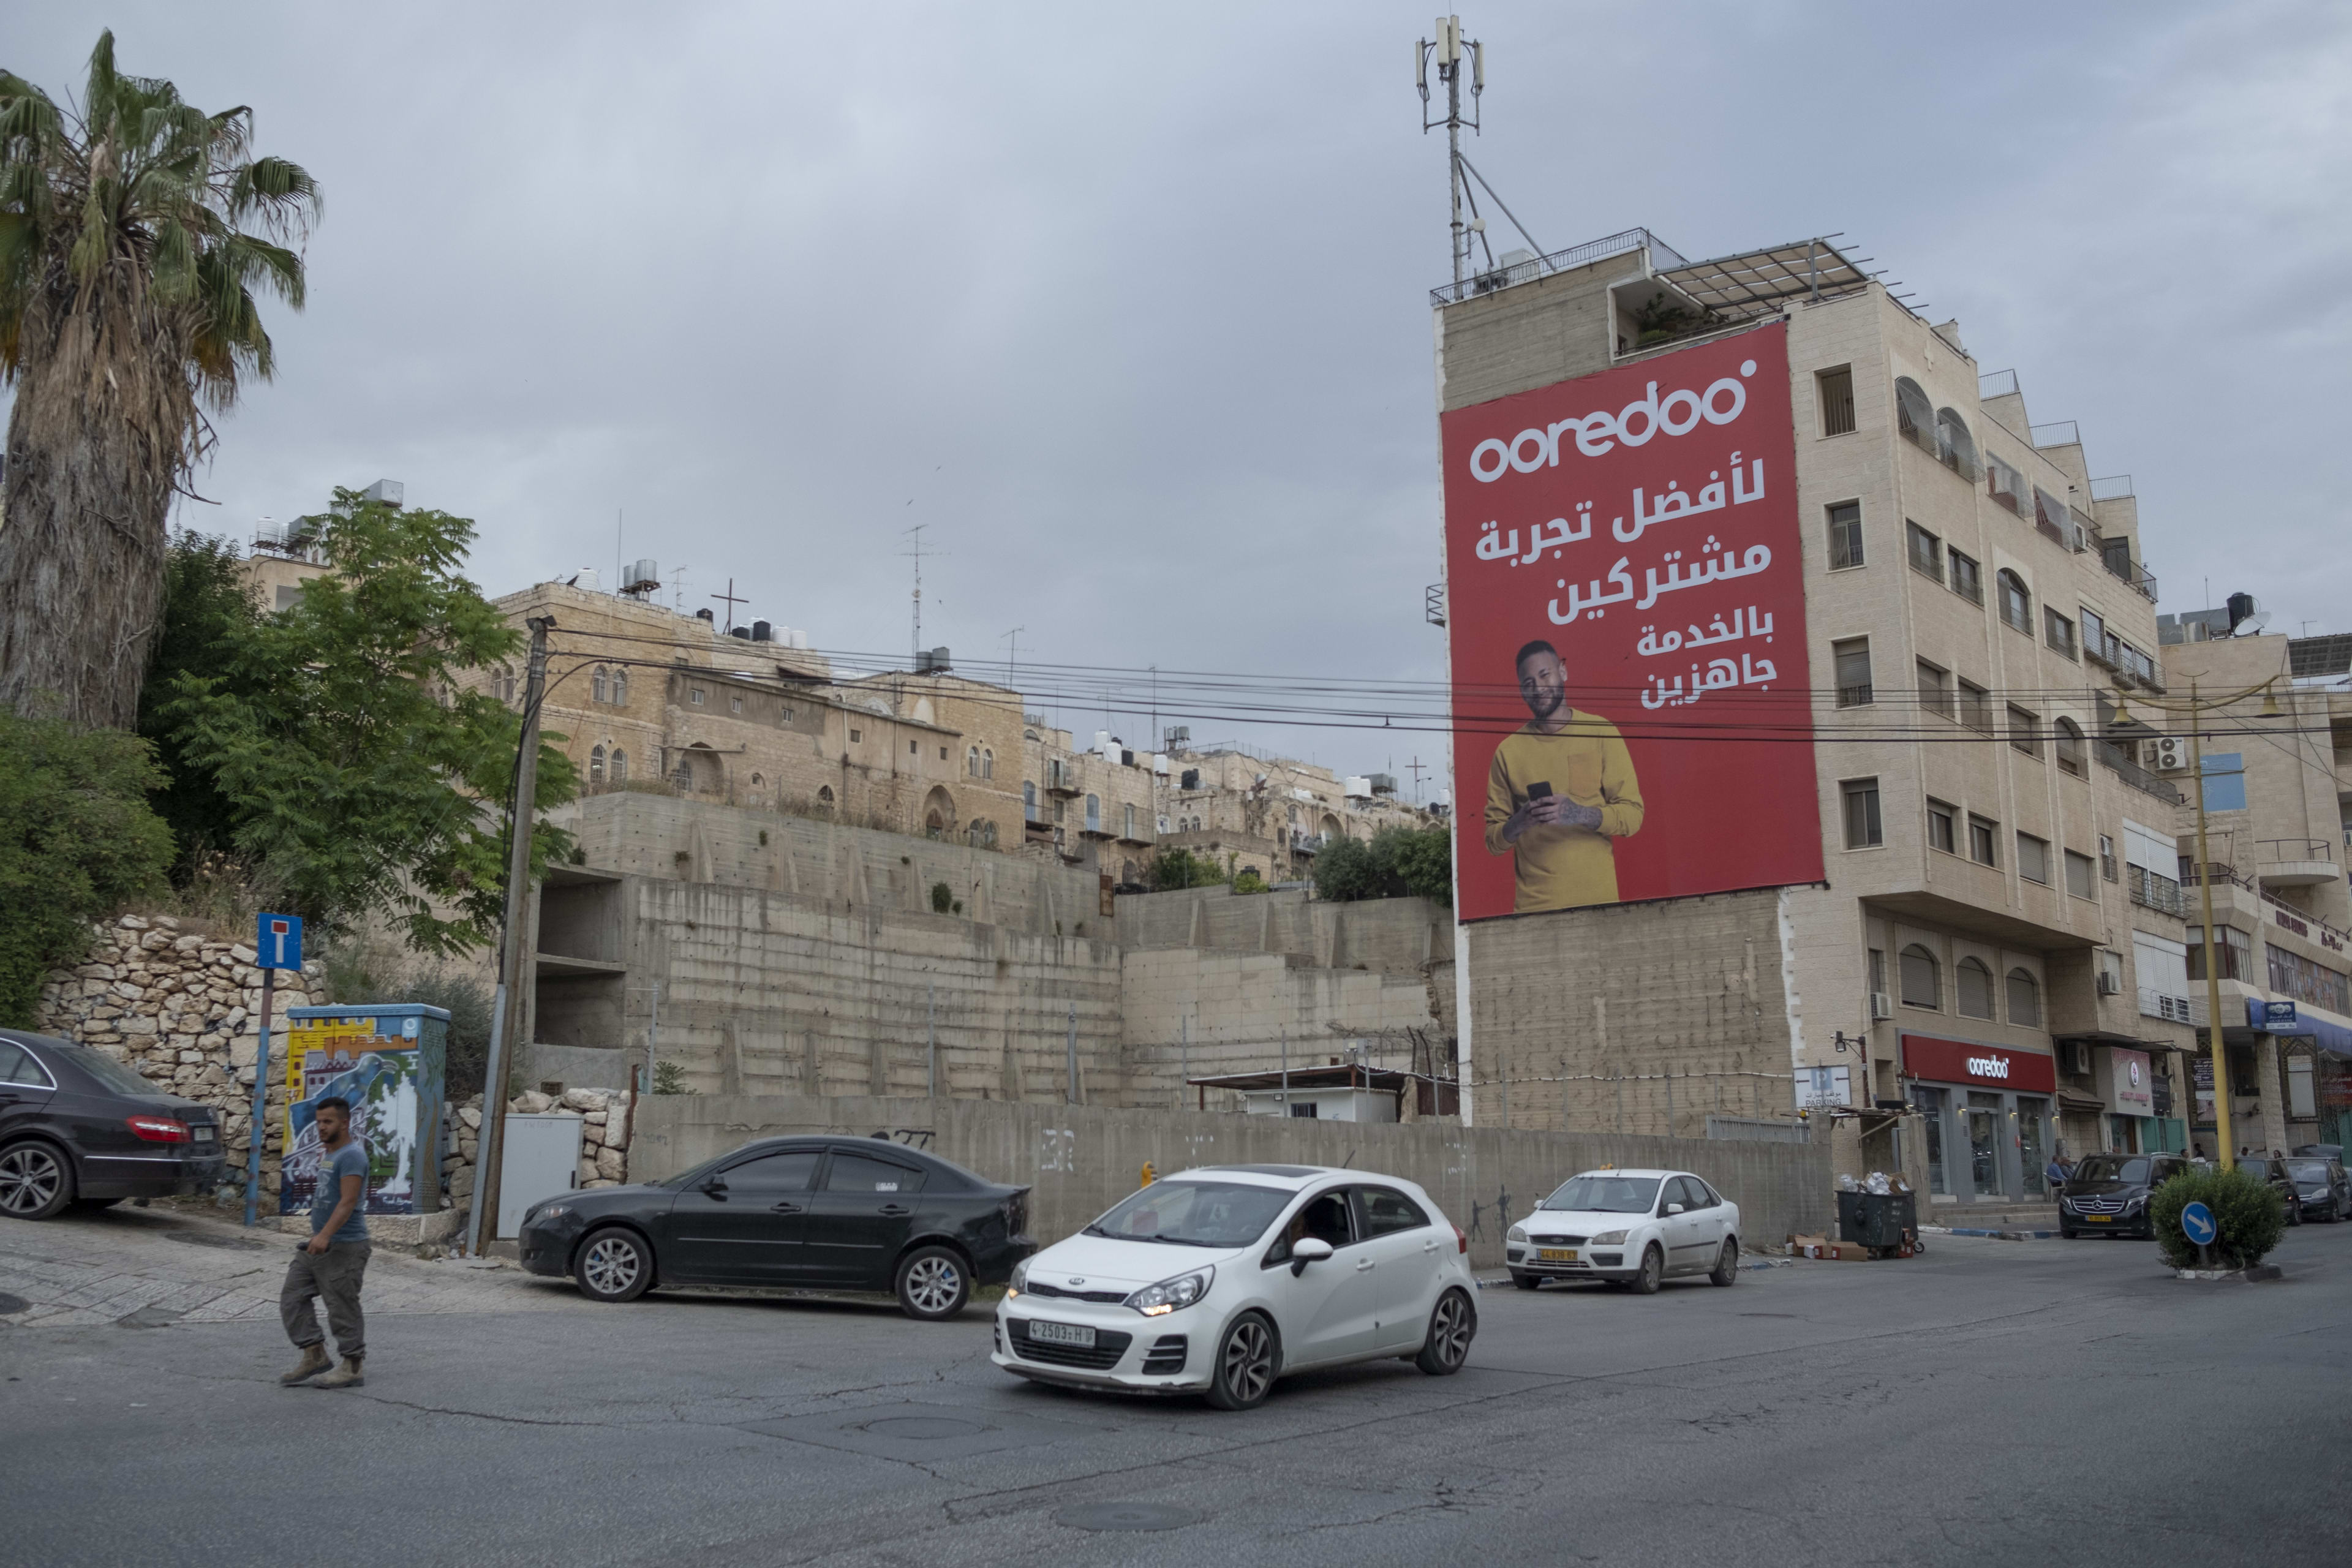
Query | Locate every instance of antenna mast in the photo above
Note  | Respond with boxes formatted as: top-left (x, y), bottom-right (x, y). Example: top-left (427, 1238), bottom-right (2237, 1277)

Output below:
top-left (901, 525), bottom-right (948, 666)
top-left (1418, 16), bottom-right (1485, 288)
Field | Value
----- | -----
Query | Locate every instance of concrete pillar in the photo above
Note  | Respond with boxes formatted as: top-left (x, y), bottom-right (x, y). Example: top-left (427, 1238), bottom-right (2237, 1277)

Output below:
top-left (718, 1020), bottom-right (742, 1097)
top-left (2252, 1036), bottom-right (2290, 1155)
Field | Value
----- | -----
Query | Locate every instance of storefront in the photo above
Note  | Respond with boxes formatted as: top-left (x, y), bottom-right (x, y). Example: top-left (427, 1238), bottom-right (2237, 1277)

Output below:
top-left (2095, 1046), bottom-right (2183, 1153)
top-left (1901, 1033), bottom-right (2058, 1205)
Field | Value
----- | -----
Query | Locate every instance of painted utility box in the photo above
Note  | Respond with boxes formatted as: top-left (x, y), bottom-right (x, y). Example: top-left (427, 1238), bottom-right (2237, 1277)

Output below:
top-left (278, 1005), bottom-right (450, 1220)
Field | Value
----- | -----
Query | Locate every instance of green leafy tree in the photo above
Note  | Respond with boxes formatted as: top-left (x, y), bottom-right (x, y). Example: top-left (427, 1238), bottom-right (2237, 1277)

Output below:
top-left (1382, 824), bottom-right (1453, 905)
top-left (1148, 846), bottom-right (1229, 891)
top-left (167, 490), bottom-right (574, 956)
top-left (1311, 834), bottom-right (1381, 900)
top-left (0, 710), bottom-right (173, 1022)
top-left (138, 530), bottom-right (261, 872)
top-left (1312, 824), bottom-right (1452, 905)
top-left (0, 32), bottom-right (318, 728)
top-left (2149, 1166), bottom-right (2286, 1270)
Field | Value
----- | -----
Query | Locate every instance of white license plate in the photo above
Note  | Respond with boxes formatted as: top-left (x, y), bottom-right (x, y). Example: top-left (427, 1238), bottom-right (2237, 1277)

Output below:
top-left (1028, 1320), bottom-right (1096, 1348)
top-left (192, 1126), bottom-right (216, 1143)
top-left (1537, 1247), bottom-right (1578, 1262)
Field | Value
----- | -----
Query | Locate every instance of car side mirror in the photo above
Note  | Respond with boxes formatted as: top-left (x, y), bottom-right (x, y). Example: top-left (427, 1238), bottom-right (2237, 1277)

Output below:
top-left (1666, 1202), bottom-right (1686, 1215)
top-left (701, 1178), bottom-right (728, 1196)
top-left (1290, 1236), bottom-right (1333, 1276)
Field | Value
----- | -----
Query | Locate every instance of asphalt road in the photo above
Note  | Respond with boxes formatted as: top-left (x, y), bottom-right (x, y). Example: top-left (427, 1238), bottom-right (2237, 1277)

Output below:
top-left (5, 1213), bottom-right (2350, 1567)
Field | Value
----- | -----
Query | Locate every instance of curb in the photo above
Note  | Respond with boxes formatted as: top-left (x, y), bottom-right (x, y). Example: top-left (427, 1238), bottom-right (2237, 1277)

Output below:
top-left (1920, 1226), bottom-right (2059, 1240)
top-left (2174, 1263), bottom-right (2284, 1283)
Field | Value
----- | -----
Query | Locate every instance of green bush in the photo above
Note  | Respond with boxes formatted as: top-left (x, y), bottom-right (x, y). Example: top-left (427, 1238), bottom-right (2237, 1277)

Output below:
top-left (930, 880), bottom-right (954, 914)
top-left (1148, 847), bottom-right (1227, 890)
top-left (1311, 823), bottom-right (1452, 905)
top-left (2149, 1166), bottom-right (2286, 1270)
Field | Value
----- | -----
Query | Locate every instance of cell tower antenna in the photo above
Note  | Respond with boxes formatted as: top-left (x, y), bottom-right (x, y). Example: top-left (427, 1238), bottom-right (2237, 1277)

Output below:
top-left (900, 524), bottom-right (949, 666)
top-left (1417, 18), bottom-right (1539, 290)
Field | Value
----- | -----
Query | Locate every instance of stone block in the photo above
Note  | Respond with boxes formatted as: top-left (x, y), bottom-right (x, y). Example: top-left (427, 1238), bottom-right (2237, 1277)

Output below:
top-left (172, 935), bottom-right (205, 954)
top-left (458, 1106), bottom-right (481, 1131)
top-left (594, 1147), bottom-right (627, 1181)
top-left (230, 944), bottom-right (256, 963)
top-left (140, 930), bottom-right (173, 952)
top-left (119, 915), bottom-right (151, 931)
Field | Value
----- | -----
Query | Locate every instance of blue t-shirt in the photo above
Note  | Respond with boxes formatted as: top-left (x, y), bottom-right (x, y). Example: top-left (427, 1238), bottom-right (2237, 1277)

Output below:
top-left (310, 1142), bottom-right (371, 1243)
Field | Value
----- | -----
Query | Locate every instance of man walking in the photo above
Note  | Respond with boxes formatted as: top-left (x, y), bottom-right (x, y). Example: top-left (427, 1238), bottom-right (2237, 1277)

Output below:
top-left (280, 1096), bottom-right (371, 1389)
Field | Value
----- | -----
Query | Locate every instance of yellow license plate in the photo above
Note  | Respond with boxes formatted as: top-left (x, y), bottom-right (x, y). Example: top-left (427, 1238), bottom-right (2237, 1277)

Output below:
top-left (2086, 1215), bottom-right (2111, 1223)
top-left (1538, 1248), bottom-right (1578, 1262)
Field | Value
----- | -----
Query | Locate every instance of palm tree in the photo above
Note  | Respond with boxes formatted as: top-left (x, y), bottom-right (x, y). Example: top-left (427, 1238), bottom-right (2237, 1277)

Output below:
top-left (0, 31), bottom-right (318, 729)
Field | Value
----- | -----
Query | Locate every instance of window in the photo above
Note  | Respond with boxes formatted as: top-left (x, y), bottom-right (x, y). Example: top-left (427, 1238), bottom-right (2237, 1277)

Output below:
top-left (2079, 606), bottom-right (2106, 663)
top-left (2266, 944), bottom-right (2351, 1014)
top-left (1054, 799), bottom-right (1066, 824)
top-left (611, 670), bottom-right (628, 704)
top-left (589, 744), bottom-right (606, 785)
top-left (1357, 1187), bottom-right (1430, 1236)
top-left (817, 785), bottom-right (834, 807)
top-left (778, 706), bottom-right (791, 723)
top-left (2007, 704), bottom-right (2041, 758)
top-left (1023, 780), bottom-right (1038, 822)
top-left (2016, 832), bottom-right (2050, 884)
top-left (1842, 778), bottom-right (1883, 849)
top-left (2065, 850), bottom-right (2095, 899)
top-left (940, 745), bottom-right (949, 760)
top-left (1928, 798), bottom-right (1958, 854)
top-left (1997, 570), bottom-right (2032, 633)
top-left (2005, 969), bottom-right (2042, 1027)
top-left (2098, 833), bottom-right (2117, 881)
top-left (2198, 753), bottom-right (2247, 813)
top-left (910, 741), bottom-right (920, 756)
top-left (2045, 608), bottom-right (2076, 659)
top-left (2032, 486), bottom-right (2074, 546)
top-left (1935, 408), bottom-right (1980, 479)
top-left (822, 1153), bottom-right (927, 1194)
top-left (1956, 957), bottom-right (1995, 1019)
top-left (1986, 454), bottom-right (2026, 515)
top-left (1124, 802), bottom-right (1137, 839)
top-left (609, 748), bottom-right (627, 783)
top-left (849, 728), bottom-right (862, 744)
top-left (1894, 377), bottom-right (1936, 453)
top-left (592, 667), bottom-right (608, 703)
top-left (2054, 718), bottom-right (2086, 777)
top-left (1968, 814), bottom-right (1999, 867)
top-left (1958, 678), bottom-right (1992, 733)
top-left (967, 747), bottom-right (980, 776)
top-left (1907, 521), bottom-right (1943, 581)
top-left (690, 686), bottom-right (706, 705)
top-left (1917, 660), bottom-right (1954, 720)
top-left (1085, 794), bottom-right (1101, 833)
top-left (981, 747), bottom-right (994, 779)
top-left (722, 1150), bottom-right (820, 1191)
top-left (1900, 944), bottom-right (1941, 1009)
top-left (1934, 552), bottom-right (1978, 609)
top-left (1816, 366), bottom-right (1856, 436)
top-left (1826, 501), bottom-right (1865, 570)
top-left (1869, 948), bottom-right (1887, 998)
top-left (1833, 638), bottom-right (1873, 707)
top-left (2186, 925), bottom-right (2254, 982)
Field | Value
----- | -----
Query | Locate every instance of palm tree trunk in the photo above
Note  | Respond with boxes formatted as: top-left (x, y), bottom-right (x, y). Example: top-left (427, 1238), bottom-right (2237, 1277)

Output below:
top-left (0, 361), bottom-right (176, 731)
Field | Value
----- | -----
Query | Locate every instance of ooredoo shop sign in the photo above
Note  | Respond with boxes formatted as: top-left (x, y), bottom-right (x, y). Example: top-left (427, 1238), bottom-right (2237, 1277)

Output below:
top-left (1901, 1034), bottom-right (2057, 1094)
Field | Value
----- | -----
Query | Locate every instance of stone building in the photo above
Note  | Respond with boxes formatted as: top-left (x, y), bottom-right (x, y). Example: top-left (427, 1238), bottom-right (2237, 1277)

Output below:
top-left (2154, 609), bottom-right (2352, 1154)
top-left (1435, 229), bottom-right (2196, 1216)
top-left (1155, 741), bottom-right (1438, 884)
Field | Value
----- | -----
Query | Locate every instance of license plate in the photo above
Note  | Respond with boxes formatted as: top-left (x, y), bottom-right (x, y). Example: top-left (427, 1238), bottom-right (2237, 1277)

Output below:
top-left (1028, 1320), bottom-right (1096, 1348)
top-left (2086, 1215), bottom-right (2110, 1223)
top-left (192, 1126), bottom-right (216, 1143)
top-left (1537, 1247), bottom-right (1578, 1262)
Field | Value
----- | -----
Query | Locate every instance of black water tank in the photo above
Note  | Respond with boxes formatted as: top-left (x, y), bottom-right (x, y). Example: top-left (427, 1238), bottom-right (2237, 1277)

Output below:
top-left (729, 626), bottom-right (751, 639)
top-left (2226, 592), bottom-right (2258, 630)
top-left (752, 620), bottom-right (774, 642)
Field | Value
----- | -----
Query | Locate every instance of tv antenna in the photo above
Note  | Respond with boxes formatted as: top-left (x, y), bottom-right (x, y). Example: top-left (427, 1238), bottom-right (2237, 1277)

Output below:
top-left (1000, 625), bottom-right (1025, 693)
top-left (1418, 17), bottom-right (1545, 290)
top-left (901, 525), bottom-right (948, 665)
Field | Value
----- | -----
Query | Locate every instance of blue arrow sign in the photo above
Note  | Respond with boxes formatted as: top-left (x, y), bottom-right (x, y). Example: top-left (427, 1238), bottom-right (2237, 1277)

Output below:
top-left (255, 913), bottom-right (303, 973)
top-left (2180, 1200), bottom-right (2217, 1248)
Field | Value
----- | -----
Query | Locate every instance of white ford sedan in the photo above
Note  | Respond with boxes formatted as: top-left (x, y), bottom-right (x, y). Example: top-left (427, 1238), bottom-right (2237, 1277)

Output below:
top-left (993, 1164), bottom-right (1478, 1410)
top-left (1506, 1169), bottom-right (1742, 1292)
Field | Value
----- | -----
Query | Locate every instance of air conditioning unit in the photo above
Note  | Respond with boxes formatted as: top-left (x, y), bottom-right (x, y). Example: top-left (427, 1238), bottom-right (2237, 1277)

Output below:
top-left (2141, 736), bottom-right (2187, 772)
top-left (2096, 971), bottom-right (2122, 996)
top-left (1869, 992), bottom-right (1893, 1021)
top-left (2062, 1041), bottom-right (2091, 1076)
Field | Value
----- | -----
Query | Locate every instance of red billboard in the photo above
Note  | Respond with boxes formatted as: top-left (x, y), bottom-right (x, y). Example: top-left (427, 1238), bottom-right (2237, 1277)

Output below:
top-left (1899, 1035), bottom-right (2058, 1095)
top-left (1441, 323), bottom-right (1822, 921)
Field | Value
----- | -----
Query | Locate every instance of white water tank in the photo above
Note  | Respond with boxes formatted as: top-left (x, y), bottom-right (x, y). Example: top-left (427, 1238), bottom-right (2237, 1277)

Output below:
top-left (790, 629), bottom-right (810, 650)
top-left (572, 568), bottom-right (600, 592)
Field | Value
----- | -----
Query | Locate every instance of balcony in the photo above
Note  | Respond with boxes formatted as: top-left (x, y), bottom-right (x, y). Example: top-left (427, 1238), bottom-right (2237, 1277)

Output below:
top-left (2127, 862), bottom-right (2186, 917)
top-left (2255, 839), bottom-right (2337, 889)
top-left (2138, 987), bottom-right (2198, 1024)
top-left (2096, 739), bottom-right (2185, 804)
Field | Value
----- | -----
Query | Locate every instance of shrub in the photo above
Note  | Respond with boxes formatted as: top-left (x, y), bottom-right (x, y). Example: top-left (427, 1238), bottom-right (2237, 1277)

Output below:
top-left (930, 880), bottom-right (954, 914)
top-left (2149, 1166), bottom-right (2285, 1270)
top-left (1148, 847), bottom-right (1227, 891)
top-left (1311, 824), bottom-right (1452, 905)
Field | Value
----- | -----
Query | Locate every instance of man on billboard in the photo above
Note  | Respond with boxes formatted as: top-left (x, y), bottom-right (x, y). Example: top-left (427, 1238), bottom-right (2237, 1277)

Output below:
top-left (1485, 639), bottom-right (1644, 911)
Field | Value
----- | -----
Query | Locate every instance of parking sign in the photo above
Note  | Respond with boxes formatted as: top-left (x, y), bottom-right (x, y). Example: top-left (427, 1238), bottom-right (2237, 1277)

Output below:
top-left (256, 913), bottom-right (304, 972)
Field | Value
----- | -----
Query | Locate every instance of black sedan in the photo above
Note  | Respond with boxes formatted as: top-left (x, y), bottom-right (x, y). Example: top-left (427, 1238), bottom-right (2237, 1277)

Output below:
top-left (2285, 1156), bottom-right (2350, 1223)
top-left (2236, 1155), bottom-right (2307, 1226)
top-left (0, 1029), bottom-right (227, 1219)
top-left (518, 1135), bottom-right (1035, 1320)
top-left (2057, 1152), bottom-right (2190, 1239)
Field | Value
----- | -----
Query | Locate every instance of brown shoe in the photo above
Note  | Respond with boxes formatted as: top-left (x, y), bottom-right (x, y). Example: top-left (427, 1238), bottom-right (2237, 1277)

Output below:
top-left (312, 1355), bottom-right (366, 1390)
top-left (279, 1344), bottom-right (332, 1386)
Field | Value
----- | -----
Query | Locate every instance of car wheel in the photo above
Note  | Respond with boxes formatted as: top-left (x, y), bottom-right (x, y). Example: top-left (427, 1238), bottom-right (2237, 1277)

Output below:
top-left (1630, 1244), bottom-right (1663, 1295)
top-left (2060, 1227), bottom-right (2077, 1240)
top-left (1708, 1238), bottom-right (1740, 1286)
top-left (2287, 1201), bottom-right (2302, 1227)
top-left (0, 1141), bottom-right (73, 1221)
top-left (895, 1246), bottom-right (970, 1321)
top-left (72, 1196), bottom-right (123, 1212)
top-left (1415, 1289), bottom-right (1476, 1376)
top-left (574, 1227), bottom-right (654, 1303)
top-left (1205, 1311), bottom-right (1278, 1411)
top-left (1509, 1272), bottom-right (1540, 1290)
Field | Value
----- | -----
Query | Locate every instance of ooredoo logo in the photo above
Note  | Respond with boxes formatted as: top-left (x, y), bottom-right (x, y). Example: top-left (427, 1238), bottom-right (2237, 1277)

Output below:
top-left (1966, 1054), bottom-right (2011, 1080)
top-left (1469, 358), bottom-right (1757, 481)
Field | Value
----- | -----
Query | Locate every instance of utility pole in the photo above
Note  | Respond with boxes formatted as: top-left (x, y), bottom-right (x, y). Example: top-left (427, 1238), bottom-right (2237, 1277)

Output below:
top-left (469, 614), bottom-right (554, 1258)
top-left (2188, 678), bottom-right (2238, 1164)
top-left (927, 979), bottom-right (937, 1100)
top-left (1181, 1014), bottom-right (1190, 1110)
top-left (1066, 1003), bottom-right (1079, 1104)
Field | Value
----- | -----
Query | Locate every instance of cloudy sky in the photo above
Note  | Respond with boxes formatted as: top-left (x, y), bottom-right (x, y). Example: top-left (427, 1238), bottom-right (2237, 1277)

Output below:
top-left (11, 2), bottom-right (2350, 794)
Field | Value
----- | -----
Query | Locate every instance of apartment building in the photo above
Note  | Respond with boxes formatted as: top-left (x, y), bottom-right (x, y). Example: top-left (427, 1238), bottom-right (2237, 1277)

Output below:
top-left (2155, 609), bottom-right (2352, 1153)
top-left (1434, 230), bottom-right (2195, 1208)
top-left (1156, 741), bottom-right (1436, 884)
top-left (1019, 719), bottom-right (1161, 880)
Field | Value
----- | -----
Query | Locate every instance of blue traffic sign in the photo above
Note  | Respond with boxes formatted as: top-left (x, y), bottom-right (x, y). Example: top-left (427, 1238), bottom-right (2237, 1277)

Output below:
top-left (2180, 1200), bottom-right (2217, 1248)
top-left (255, 913), bottom-right (303, 972)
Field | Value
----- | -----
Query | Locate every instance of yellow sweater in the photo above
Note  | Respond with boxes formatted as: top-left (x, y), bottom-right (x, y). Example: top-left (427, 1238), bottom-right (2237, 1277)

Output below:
top-left (1483, 713), bottom-right (1645, 911)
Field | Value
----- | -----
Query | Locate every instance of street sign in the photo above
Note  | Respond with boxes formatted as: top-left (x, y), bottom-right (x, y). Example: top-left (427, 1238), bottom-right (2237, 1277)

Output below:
top-left (2180, 1201), bottom-right (2217, 1248)
top-left (2251, 999), bottom-right (2299, 1030)
top-left (255, 913), bottom-right (304, 973)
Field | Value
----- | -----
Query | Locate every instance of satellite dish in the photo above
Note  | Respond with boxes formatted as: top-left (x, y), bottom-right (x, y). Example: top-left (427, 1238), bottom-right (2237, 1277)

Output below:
top-left (2234, 610), bottom-right (2271, 636)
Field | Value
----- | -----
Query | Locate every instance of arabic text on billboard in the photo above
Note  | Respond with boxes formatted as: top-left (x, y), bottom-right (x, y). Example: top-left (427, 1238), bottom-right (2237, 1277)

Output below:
top-left (1441, 323), bottom-right (1823, 921)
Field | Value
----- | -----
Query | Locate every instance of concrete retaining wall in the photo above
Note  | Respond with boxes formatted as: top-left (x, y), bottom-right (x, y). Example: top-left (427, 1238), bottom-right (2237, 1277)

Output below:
top-left (633, 1093), bottom-right (1833, 1269)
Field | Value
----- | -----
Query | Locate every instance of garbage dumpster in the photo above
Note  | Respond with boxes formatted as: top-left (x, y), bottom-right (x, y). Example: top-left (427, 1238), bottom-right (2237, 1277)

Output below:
top-left (1835, 1190), bottom-right (1917, 1257)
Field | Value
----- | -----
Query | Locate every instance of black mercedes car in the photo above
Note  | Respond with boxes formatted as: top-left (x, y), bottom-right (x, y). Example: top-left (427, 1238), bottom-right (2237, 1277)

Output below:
top-left (0, 1029), bottom-right (227, 1219)
top-left (519, 1135), bottom-right (1035, 1320)
top-left (2283, 1156), bottom-right (2348, 1223)
top-left (2057, 1152), bottom-right (2190, 1239)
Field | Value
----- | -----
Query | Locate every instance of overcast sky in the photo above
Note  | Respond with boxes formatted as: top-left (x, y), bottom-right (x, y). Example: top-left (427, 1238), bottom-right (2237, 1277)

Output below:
top-left (11, 2), bottom-right (2350, 795)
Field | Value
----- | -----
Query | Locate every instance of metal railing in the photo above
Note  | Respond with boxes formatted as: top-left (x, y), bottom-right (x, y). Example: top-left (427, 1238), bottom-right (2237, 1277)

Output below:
top-left (1836, 683), bottom-right (1874, 709)
top-left (2097, 739), bottom-right (2185, 804)
top-left (1428, 226), bottom-right (1687, 306)
top-left (2138, 987), bottom-right (2198, 1024)
top-left (2030, 420), bottom-right (2081, 448)
top-left (2090, 474), bottom-right (2135, 502)
top-left (2256, 838), bottom-right (2335, 862)
top-left (2128, 862), bottom-right (2187, 916)
top-left (1978, 369), bottom-right (2020, 400)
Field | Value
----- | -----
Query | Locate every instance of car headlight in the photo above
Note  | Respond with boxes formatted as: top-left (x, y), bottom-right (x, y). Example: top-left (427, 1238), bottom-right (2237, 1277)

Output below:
top-left (1591, 1230), bottom-right (1629, 1246)
top-left (1507, 1224), bottom-right (1528, 1244)
top-left (1008, 1259), bottom-right (1030, 1297)
top-left (1125, 1266), bottom-right (1215, 1317)
top-left (530, 1203), bottom-right (571, 1223)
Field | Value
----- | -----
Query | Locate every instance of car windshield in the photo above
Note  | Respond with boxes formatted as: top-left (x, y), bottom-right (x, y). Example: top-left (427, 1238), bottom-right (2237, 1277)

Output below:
top-left (1083, 1181), bottom-right (1294, 1247)
top-left (2286, 1160), bottom-right (2333, 1182)
top-left (2072, 1156), bottom-right (2150, 1185)
top-left (2236, 1159), bottom-right (2273, 1177)
top-left (61, 1045), bottom-right (162, 1097)
top-left (1539, 1175), bottom-right (1662, 1213)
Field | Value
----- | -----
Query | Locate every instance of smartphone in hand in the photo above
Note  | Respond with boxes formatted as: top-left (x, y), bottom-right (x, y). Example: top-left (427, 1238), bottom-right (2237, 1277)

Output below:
top-left (1527, 781), bottom-right (1553, 799)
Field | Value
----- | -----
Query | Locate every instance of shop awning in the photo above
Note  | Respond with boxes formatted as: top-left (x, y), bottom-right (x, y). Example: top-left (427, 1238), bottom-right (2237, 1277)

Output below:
top-left (2056, 1090), bottom-right (2108, 1115)
top-left (2245, 998), bottom-right (2352, 1059)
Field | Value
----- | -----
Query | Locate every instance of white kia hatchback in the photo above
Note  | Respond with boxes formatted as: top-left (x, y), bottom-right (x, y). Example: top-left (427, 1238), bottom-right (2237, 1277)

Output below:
top-left (993, 1164), bottom-right (1478, 1410)
top-left (1506, 1169), bottom-right (1742, 1292)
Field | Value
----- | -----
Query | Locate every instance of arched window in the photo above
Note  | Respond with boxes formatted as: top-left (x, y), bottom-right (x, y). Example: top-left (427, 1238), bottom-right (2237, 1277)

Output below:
top-left (1997, 569), bottom-right (2032, 634)
top-left (592, 667), bottom-right (608, 704)
top-left (2054, 717), bottom-right (2085, 778)
top-left (1956, 957), bottom-right (1994, 1019)
top-left (610, 748), bottom-right (627, 784)
top-left (2007, 968), bottom-right (2041, 1027)
top-left (1894, 377), bottom-right (1935, 451)
top-left (967, 745), bottom-right (981, 777)
top-left (817, 785), bottom-right (835, 810)
top-left (981, 747), bottom-right (994, 780)
top-left (589, 744), bottom-right (606, 785)
top-left (1899, 944), bottom-right (1941, 1009)
top-left (1935, 408), bottom-right (1979, 479)
top-left (611, 669), bottom-right (628, 705)
top-left (1022, 780), bottom-right (1038, 821)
